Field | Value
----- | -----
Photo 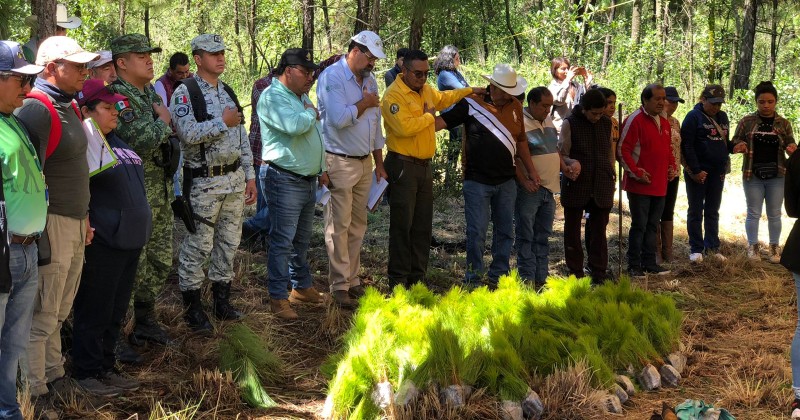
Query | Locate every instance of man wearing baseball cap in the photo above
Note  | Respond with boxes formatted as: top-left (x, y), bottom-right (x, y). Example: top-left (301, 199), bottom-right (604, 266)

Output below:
top-left (107, 34), bottom-right (176, 350)
top-left (680, 84), bottom-right (733, 263)
top-left (438, 63), bottom-right (537, 288)
top-left (259, 48), bottom-right (325, 320)
top-left (21, 3), bottom-right (82, 62)
top-left (316, 31), bottom-right (386, 308)
top-left (13, 36), bottom-right (97, 399)
top-left (0, 40), bottom-right (47, 419)
top-left (170, 34), bottom-right (255, 333)
top-left (88, 50), bottom-right (117, 83)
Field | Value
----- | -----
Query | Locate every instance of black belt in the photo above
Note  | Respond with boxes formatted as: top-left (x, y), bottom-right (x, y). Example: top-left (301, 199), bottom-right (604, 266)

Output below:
top-left (188, 159), bottom-right (240, 178)
top-left (326, 150), bottom-right (370, 160)
top-left (267, 161), bottom-right (317, 181)
top-left (387, 151), bottom-right (431, 166)
top-left (11, 233), bottom-right (40, 245)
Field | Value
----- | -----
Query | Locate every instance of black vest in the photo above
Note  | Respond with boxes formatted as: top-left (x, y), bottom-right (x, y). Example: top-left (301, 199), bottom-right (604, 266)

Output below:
top-left (560, 107), bottom-right (615, 209)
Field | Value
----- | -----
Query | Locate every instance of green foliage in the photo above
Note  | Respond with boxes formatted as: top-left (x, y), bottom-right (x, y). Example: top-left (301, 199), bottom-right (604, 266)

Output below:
top-left (324, 273), bottom-right (682, 419)
top-left (218, 324), bottom-right (281, 409)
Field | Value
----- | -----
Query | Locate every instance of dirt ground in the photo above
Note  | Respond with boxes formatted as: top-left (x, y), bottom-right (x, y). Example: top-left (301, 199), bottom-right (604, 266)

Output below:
top-left (41, 173), bottom-right (800, 419)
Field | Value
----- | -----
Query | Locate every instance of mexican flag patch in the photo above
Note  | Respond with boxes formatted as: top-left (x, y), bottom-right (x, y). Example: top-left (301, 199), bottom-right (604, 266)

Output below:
top-left (175, 95), bottom-right (189, 104)
top-left (114, 100), bottom-right (129, 111)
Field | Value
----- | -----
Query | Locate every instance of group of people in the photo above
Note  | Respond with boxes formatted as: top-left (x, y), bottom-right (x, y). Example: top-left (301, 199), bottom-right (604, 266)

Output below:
top-left (1, 3), bottom-right (800, 418)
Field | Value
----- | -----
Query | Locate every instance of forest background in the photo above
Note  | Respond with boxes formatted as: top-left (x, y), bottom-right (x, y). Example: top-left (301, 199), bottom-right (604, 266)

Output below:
top-left (2, 0), bottom-right (800, 130)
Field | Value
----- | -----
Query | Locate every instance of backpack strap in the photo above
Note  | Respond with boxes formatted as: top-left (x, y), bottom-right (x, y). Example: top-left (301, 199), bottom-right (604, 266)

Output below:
top-left (178, 77), bottom-right (211, 122)
top-left (25, 91), bottom-right (81, 161)
top-left (221, 81), bottom-right (245, 125)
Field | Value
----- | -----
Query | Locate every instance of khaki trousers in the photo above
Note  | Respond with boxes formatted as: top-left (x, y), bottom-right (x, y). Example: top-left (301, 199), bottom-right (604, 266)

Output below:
top-left (22, 213), bottom-right (86, 396)
top-left (324, 153), bottom-right (373, 292)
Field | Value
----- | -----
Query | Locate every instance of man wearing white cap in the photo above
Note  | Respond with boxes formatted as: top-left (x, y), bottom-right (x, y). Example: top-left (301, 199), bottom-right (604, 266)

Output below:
top-left (316, 31), bottom-right (386, 308)
top-left (0, 39), bottom-right (46, 420)
top-left (87, 50), bottom-right (117, 83)
top-left (22, 3), bottom-right (83, 62)
top-left (13, 36), bottom-right (98, 398)
top-left (439, 63), bottom-right (539, 288)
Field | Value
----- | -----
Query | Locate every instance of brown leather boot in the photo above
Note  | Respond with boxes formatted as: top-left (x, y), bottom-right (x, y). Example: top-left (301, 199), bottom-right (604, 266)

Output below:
top-left (289, 287), bottom-right (322, 304)
top-left (661, 221), bottom-right (674, 263)
top-left (270, 299), bottom-right (298, 320)
top-left (655, 223), bottom-right (663, 265)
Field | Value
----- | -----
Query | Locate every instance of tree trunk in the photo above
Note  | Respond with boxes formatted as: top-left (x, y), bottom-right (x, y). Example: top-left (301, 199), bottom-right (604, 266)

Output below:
top-left (370, 0), bottom-right (380, 33)
top-left (726, 0), bottom-right (740, 98)
top-left (119, 0), bottom-right (126, 33)
top-left (248, 0), bottom-right (257, 72)
top-left (503, 0), bottom-right (522, 64)
top-left (301, 0), bottom-right (314, 59)
top-left (707, 0), bottom-right (716, 82)
top-left (233, 0), bottom-right (245, 66)
top-left (733, 0), bottom-right (756, 89)
top-left (33, 0), bottom-right (57, 41)
top-left (409, 0), bottom-right (425, 50)
top-left (601, 0), bottom-right (616, 70)
top-left (631, 0), bottom-right (641, 46)
top-left (769, 0), bottom-right (778, 80)
top-left (354, 0), bottom-right (369, 34)
top-left (143, 6), bottom-right (150, 40)
top-left (321, 0), bottom-right (332, 54)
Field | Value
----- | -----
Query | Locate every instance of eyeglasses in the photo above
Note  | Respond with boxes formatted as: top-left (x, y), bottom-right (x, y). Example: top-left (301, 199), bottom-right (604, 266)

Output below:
top-left (1, 73), bottom-right (36, 88)
top-left (290, 65), bottom-right (314, 78)
top-left (410, 70), bottom-right (430, 79)
top-left (359, 48), bottom-right (378, 63)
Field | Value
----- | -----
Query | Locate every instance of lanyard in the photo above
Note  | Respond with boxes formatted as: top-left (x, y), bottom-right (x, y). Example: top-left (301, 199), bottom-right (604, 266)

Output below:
top-left (0, 115), bottom-right (42, 172)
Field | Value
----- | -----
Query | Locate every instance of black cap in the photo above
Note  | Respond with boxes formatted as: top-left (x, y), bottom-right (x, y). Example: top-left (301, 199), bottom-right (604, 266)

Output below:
top-left (701, 84), bottom-right (725, 104)
top-left (664, 86), bottom-right (684, 103)
top-left (279, 48), bottom-right (319, 70)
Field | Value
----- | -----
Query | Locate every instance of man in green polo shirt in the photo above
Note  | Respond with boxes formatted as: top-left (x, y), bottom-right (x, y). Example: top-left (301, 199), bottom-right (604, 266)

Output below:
top-left (0, 40), bottom-right (47, 418)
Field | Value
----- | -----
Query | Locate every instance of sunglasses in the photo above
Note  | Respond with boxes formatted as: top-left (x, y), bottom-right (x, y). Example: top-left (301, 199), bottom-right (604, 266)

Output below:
top-left (5, 73), bottom-right (36, 88)
top-left (290, 65), bottom-right (314, 78)
top-left (410, 70), bottom-right (430, 79)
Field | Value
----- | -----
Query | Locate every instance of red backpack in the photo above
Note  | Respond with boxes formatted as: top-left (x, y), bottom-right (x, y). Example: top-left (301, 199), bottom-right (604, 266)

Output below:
top-left (25, 91), bottom-right (81, 160)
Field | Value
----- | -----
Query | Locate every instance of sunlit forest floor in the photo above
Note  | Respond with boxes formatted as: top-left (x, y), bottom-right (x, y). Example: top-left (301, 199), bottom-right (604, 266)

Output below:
top-left (27, 170), bottom-right (799, 419)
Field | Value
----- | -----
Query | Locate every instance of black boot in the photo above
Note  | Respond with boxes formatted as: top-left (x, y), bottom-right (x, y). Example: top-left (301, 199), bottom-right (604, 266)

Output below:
top-left (211, 282), bottom-right (243, 320)
top-left (130, 301), bottom-right (175, 346)
top-left (115, 336), bottom-right (144, 365)
top-left (181, 289), bottom-right (213, 335)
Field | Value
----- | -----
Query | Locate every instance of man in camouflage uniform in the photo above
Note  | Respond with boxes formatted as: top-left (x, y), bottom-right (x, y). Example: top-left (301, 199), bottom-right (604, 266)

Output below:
top-left (170, 34), bottom-right (256, 334)
top-left (109, 34), bottom-right (175, 351)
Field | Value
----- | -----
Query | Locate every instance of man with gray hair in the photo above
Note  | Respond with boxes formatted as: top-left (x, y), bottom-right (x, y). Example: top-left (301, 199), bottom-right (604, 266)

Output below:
top-left (87, 50), bottom-right (116, 83)
top-left (170, 34), bottom-right (256, 334)
top-left (618, 83), bottom-right (677, 277)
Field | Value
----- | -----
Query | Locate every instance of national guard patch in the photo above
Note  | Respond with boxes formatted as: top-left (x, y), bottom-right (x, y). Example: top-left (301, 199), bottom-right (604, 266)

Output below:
top-left (175, 105), bottom-right (190, 118)
top-left (390, 103), bottom-right (399, 114)
top-left (119, 108), bottom-right (135, 123)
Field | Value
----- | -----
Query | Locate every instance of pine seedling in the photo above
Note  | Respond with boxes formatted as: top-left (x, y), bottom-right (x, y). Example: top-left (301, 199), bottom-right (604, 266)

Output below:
top-left (218, 324), bottom-right (280, 409)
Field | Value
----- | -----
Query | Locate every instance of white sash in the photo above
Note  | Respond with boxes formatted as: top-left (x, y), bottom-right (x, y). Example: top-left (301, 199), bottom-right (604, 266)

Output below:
top-left (465, 98), bottom-right (516, 164)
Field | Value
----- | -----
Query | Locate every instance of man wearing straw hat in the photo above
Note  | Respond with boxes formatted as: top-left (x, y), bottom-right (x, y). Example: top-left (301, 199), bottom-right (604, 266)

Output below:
top-left (439, 63), bottom-right (539, 288)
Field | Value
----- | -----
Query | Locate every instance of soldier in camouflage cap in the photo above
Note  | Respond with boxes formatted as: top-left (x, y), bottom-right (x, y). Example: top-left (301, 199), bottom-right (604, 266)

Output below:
top-left (170, 34), bottom-right (255, 334)
top-left (108, 34), bottom-right (175, 355)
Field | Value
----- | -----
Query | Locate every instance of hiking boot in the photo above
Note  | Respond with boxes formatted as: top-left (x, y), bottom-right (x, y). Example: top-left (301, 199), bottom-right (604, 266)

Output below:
top-left (747, 244), bottom-right (761, 261)
top-left (115, 337), bottom-right (143, 365)
top-left (289, 287), bottom-right (322, 304)
top-left (99, 370), bottom-right (140, 391)
top-left (211, 281), bottom-right (244, 320)
top-left (32, 396), bottom-right (58, 420)
top-left (348, 284), bottom-right (366, 299)
top-left (769, 244), bottom-right (782, 264)
top-left (628, 266), bottom-right (646, 278)
top-left (181, 289), bottom-right (213, 335)
top-left (76, 377), bottom-right (121, 397)
top-left (131, 301), bottom-right (175, 346)
top-left (661, 221), bottom-right (674, 263)
top-left (46, 376), bottom-right (74, 399)
top-left (689, 253), bottom-right (704, 263)
top-left (644, 264), bottom-right (671, 275)
top-left (270, 299), bottom-right (298, 320)
top-left (331, 290), bottom-right (356, 309)
top-left (792, 398), bottom-right (800, 419)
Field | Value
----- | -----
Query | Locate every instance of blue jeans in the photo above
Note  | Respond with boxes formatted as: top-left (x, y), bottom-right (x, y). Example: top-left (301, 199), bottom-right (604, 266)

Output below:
top-left (685, 170), bottom-right (725, 254)
top-left (0, 244), bottom-right (38, 420)
top-left (463, 179), bottom-right (516, 285)
top-left (792, 272), bottom-right (800, 397)
top-left (244, 164), bottom-right (270, 235)
top-left (626, 192), bottom-right (666, 268)
top-left (514, 186), bottom-right (555, 284)
top-left (744, 176), bottom-right (784, 245)
top-left (265, 166), bottom-right (316, 300)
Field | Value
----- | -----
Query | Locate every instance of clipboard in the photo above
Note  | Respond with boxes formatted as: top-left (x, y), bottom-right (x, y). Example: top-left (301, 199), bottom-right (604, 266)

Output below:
top-left (82, 118), bottom-right (118, 176)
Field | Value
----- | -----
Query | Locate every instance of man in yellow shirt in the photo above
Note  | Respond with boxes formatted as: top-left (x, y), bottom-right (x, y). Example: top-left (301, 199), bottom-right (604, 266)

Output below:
top-left (381, 49), bottom-right (484, 287)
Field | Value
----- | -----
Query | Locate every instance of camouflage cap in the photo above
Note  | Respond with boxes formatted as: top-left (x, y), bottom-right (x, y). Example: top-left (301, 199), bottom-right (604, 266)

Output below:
top-left (110, 34), bottom-right (162, 55)
top-left (191, 34), bottom-right (226, 53)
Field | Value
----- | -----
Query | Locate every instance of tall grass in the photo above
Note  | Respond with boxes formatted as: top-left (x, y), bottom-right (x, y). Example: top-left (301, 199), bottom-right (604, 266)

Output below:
top-left (324, 272), bottom-right (682, 419)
